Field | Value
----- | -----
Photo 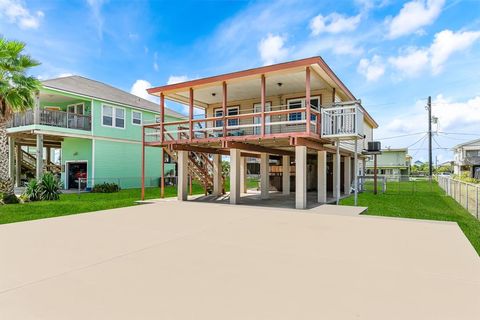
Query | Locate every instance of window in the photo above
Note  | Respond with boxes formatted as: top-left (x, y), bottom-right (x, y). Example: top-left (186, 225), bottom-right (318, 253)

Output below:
top-left (102, 104), bottom-right (125, 129)
top-left (288, 99), bottom-right (303, 121)
top-left (102, 105), bottom-right (113, 126)
top-left (214, 107), bottom-right (239, 128)
top-left (155, 115), bottom-right (161, 123)
top-left (287, 96), bottom-right (320, 122)
top-left (132, 110), bottom-right (142, 125)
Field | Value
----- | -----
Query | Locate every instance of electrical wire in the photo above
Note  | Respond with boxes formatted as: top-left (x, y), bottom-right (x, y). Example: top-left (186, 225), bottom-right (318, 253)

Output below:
top-left (376, 131), bottom-right (426, 140)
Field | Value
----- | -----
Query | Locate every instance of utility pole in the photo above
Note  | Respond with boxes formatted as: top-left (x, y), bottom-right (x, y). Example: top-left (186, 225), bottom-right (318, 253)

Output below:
top-left (427, 96), bottom-right (433, 178)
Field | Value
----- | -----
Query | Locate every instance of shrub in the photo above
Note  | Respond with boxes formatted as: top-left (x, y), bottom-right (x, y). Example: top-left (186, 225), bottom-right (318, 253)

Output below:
top-left (39, 173), bottom-right (62, 201)
top-left (92, 182), bottom-right (120, 193)
top-left (24, 179), bottom-right (41, 201)
top-left (2, 193), bottom-right (19, 204)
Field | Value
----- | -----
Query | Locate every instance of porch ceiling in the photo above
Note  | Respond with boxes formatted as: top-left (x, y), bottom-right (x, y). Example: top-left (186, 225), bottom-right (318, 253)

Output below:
top-left (40, 92), bottom-right (88, 104)
top-left (172, 69), bottom-right (328, 107)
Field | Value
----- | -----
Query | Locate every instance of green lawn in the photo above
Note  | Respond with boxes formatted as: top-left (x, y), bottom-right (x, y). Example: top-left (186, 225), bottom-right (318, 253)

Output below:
top-left (0, 178), bottom-right (260, 225)
top-left (0, 183), bottom-right (206, 225)
top-left (340, 180), bottom-right (480, 255)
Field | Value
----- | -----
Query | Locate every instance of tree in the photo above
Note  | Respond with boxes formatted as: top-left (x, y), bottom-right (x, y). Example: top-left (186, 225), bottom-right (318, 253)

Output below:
top-left (0, 38), bottom-right (41, 195)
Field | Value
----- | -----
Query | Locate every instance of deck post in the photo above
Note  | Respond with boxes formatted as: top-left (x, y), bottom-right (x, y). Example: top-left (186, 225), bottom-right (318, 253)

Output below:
top-left (161, 148), bottom-right (165, 198)
top-left (160, 93), bottom-right (165, 143)
top-left (282, 155), bottom-right (290, 195)
top-left (46, 147), bottom-right (51, 167)
top-left (295, 145), bottom-right (307, 209)
top-left (8, 136), bottom-right (15, 183)
top-left (260, 152), bottom-right (269, 199)
top-left (261, 74), bottom-right (266, 137)
top-left (354, 138), bottom-right (358, 206)
top-left (189, 88), bottom-right (194, 141)
top-left (230, 148), bottom-right (241, 204)
top-left (317, 150), bottom-right (327, 203)
top-left (213, 154), bottom-right (222, 196)
top-left (240, 156), bottom-right (247, 194)
top-left (33, 91), bottom-right (40, 125)
top-left (333, 141), bottom-right (340, 204)
top-left (222, 81), bottom-right (227, 138)
top-left (177, 150), bottom-right (189, 201)
top-left (141, 127), bottom-right (145, 200)
top-left (344, 156), bottom-right (351, 195)
top-left (305, 66), bottom-right (311, 134)
top-left (15, 144), bottom-right (22, 187)
top-left (36, 134), bottom-right (43, 179)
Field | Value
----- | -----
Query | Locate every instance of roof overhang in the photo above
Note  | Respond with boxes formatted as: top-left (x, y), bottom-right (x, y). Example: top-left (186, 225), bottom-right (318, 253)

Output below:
top-left (147, 57), bottom-right (378, 128)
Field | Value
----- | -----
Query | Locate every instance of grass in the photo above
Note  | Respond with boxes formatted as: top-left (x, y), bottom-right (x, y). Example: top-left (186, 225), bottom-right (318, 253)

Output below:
top-left (340, 180), bottom-right (480, 255)
top-left (0, 182), bottom-right (207, 225)
top-left (0, 177), bottom-right (260, 225)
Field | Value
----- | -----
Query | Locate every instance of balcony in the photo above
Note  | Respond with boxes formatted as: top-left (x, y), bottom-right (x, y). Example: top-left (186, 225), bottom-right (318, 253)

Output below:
top-left (144, 101), bottom-right (363, 145)
top-left (321, 102), bottom-right (364, 139)
top-left (8, 109), bottom-right (91, 131)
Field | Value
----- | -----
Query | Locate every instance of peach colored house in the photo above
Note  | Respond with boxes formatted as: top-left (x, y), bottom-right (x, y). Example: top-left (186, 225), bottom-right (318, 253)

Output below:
top-left (142, 57), bottom-right (378, 209)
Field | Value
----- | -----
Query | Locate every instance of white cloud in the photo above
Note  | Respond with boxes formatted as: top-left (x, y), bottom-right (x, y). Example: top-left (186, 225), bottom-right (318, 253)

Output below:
top-left (310, 13), bottom-right (361, 36)
top-left (130, 79), bottom-right (158, 103)
top-left (357, 55), bottom-right (385, 81)
top-left (386, 0), bottom-right (445, 39)
top-left (0, 0), bottom-right (44, 29)
top-left (85, 0), bottom-right (106, 38)
top-left (389, 29), bottom-right (480, 77)
top-left (430, 29), bottom-right (480, 74)
top-left (167, 75), bottom-right (189, 85)
top-left (388, 48), bottom-right (429, 77)
top-left (258, 33), bottom-right (289, 66)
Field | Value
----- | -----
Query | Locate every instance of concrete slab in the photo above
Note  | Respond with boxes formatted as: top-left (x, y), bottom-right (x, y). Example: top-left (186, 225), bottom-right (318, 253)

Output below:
top-left (0, 201), bottom-right (479, 319)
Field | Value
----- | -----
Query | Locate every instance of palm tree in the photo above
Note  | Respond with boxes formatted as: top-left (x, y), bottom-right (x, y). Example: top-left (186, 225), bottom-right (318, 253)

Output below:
top-left (0, 38), bottom-right (41, 195)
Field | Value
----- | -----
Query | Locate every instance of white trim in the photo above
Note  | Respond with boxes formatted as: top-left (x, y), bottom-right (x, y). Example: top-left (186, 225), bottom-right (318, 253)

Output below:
top-left (131, 110), bottom-right (142, 126)
top-left (33, 129), bottom-right (142, 145)
top-left (64, 160), bottom-right (88, 190)
top-left (101, 103), bottom-right (126, 129)
top-left (66, 102), bottom-right (85, 115)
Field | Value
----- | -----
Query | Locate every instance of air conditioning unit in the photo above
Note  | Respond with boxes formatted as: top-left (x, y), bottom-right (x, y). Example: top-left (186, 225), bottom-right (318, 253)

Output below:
top-left (367, 141), bottom-right (381, 152)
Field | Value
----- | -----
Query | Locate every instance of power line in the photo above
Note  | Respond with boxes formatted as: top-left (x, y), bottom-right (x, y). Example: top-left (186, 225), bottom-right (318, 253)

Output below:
top-left (438, 131), bottom-right (480, 136)
top-left (376, 132), bottom-right (425, 140)
top-left (407, 133), bottom-right (428, 149)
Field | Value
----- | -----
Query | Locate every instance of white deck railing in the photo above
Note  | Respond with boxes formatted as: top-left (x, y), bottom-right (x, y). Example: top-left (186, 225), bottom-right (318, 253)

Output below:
top-left (321, 102), bottom-right (363, 139)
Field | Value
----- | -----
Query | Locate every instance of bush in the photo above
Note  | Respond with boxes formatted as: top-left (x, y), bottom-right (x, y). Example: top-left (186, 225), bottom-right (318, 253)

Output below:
top-left (92, 182), bottom-right (120, 193)
top-left (38, 173), bottom-right (62, 201)
top-left (2, 193), bottom-right (19, 204)
top-left (24, 179), bottom-right (41, 201)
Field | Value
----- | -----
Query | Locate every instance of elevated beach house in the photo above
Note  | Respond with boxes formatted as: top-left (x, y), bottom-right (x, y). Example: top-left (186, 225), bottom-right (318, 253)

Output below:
top-left (7, 76), bottom-right (183, 190)
top-left (365, 148), bottom-right (411, 177)
top-left (453, 138), bottom-right (480, 179)
top-left (142, 57), bottom-right (378, 209)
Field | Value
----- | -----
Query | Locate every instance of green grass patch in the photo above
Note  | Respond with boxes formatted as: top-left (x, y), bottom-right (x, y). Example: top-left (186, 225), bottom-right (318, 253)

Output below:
top-left (0, 182), bottom-right (206, 225)
top-left (340, 180), bottom-right (480, 255)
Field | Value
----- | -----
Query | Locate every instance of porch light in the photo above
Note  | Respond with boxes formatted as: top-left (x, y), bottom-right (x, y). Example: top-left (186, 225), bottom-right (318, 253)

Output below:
top-left (277, 82), bottom-right (283, 87)
top-left (211, 93), bottom-right (216, 96)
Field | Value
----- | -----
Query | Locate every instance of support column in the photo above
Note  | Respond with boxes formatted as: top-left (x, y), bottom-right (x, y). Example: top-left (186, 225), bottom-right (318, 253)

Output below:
top-left (36, 134), bottom-right (43, 179)
top-left (317, 151), bottom-right (327, 203)
top-left (260, 152), bottom-right (269, 199)
top-left (33, 91), bottom-right (40, 124)
top-left (46, 147), bottom-right (51, 167)
top-left (177, 150), bottom-right (188, 201)
top-left (230, 149), bottom-right (241, 204)
top-left (160, 148), bottom-right (165, 198)
top-left (305, 66), bottom-right (311, 134)
top-left (15, 144), bottom-right (22, 187)
top-left (344, 156), bottom-right (351, 195)
top-left (213, 154), bottom-right (222, 196)
top-left (240, 156), bottom-right (247, 194)
top-left (282, 155), bottom-right (290, 195)
top-left (354, 139), bottom-right (358, 206)
top-left (295, 146), bottom-right (307, 209)
top-left (333, 142), bottom-right (341, 203)
top-left (8, 137), bottom-right (15, 183)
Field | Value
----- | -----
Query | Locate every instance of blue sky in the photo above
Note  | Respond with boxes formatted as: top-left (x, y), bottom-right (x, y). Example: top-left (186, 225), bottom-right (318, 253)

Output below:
top-left (1, 0), bottom-right (480, 162)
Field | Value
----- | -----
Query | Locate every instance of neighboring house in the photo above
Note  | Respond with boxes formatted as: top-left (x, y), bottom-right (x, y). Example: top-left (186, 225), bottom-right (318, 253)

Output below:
top-left (414, 160), bottom-right (424, 166)
top-left (365, 148), bottom-right (411, 177)
top-left (453, 138), bottom-right (480, 178)
top-left (143, 57), bottom-right (379, 209)
top-left (7, 75), bottom-right (184, 190)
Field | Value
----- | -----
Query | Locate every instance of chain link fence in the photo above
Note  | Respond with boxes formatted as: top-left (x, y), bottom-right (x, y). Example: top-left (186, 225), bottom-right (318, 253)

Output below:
top-left (437, 175), bottom-right (479, 219)
top-left (358, 175), bottom-right (434, 195)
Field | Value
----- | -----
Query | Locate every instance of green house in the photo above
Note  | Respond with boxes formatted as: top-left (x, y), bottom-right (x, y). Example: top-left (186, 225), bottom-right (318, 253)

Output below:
top-left (7, 75), bottom-right (184, 190)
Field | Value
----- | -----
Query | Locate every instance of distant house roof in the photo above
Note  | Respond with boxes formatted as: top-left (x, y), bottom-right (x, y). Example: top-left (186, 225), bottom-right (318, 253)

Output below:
top-left (414, 160), bottom-right (424, 165)
top-left (42, 75), bottom-right (185, 119)
top-left (380, 148), bottom-right (408, 152)
top-left (453, 138), bottom-right (480, 149)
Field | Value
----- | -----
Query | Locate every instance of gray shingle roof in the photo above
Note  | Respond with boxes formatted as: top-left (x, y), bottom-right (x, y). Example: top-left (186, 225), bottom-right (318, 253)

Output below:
top-left (41, 75), bottom-right (185, 119)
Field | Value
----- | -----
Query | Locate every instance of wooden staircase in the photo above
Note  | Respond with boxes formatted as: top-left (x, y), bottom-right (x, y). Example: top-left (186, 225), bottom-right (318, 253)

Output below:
top-left (20, 150), bottom-right (61, 175)
top-left (163, 131), bottom-right (224, 195)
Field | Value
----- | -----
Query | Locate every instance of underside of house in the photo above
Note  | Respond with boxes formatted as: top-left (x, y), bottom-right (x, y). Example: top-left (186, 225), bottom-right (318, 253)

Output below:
top-left (142, 57), bottom-right (378, 209)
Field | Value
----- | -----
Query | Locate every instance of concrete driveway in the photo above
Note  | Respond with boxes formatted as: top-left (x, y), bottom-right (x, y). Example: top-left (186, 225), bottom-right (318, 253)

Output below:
top-left (0, 201), bottom-right (479, 319)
